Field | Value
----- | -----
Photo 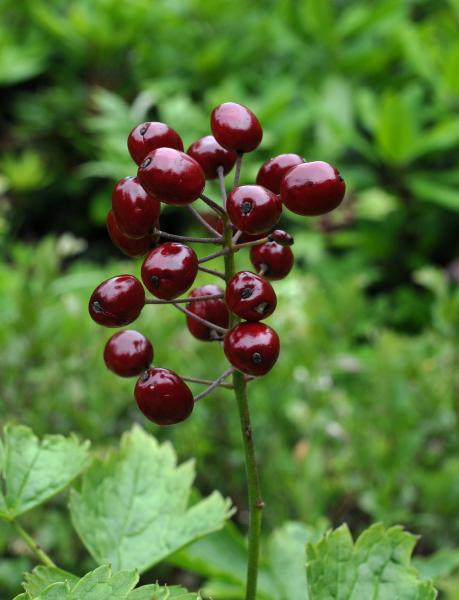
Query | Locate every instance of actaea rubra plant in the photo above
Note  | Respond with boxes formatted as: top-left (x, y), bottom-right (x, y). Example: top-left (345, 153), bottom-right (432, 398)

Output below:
top-left (89, 101), bottom-right (346, 600)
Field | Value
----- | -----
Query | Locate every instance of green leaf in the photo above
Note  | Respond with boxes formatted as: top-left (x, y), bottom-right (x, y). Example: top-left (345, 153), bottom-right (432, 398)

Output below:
top-left (128, 584), bottom-right (200, 599)
top-left (306, 523), bottom-right (437, 599)
top-left (69, 426), bottom-right (234, 572)
top-left (407, 175), bottom-right (459, 211)
top-left (23, 567), bottom-right (79, 597)
top-left (0, 425), bottom-right (90, 520)
top-left (414, 549), bottom-right (459, 581)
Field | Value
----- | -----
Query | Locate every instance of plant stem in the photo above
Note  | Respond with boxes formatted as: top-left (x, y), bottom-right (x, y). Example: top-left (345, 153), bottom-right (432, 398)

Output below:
top-left (172, 302), bottom-right (228, 335)
top-left (233, 152), bottom-right (243, 189)
top-left (193, 367), bottom-right (234, 401)
top-left (154, 229), bottom-right (223, 244)
top-left (223, 220), bottom-right (264, 600)
top-left (12, 521), bottom-right (56, 568)
top-left (198, 265), bottom-right (226, 280)
top-left (200, 194), bottom-right (227, 218)
top-left (146, 293), bottom-right (223, 305)
top-left (187, 205), bottom-right (221, 237)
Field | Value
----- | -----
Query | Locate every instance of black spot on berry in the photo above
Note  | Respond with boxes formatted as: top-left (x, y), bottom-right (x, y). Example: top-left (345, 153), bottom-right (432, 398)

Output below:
top-left (150, 275), bottom-right (160, 287)
top-left (241, 287), bottom-right (253, 299)
top-left (140, 125), bottom-right (148, 135)
top-left (140, 157), bottom-right (152, 169)
top-left (252, 352), bottom-right (262, 364)
top-left (241, 200), bottom-right (252, 215)
top-left (92, 300), bottom-right (104, 313)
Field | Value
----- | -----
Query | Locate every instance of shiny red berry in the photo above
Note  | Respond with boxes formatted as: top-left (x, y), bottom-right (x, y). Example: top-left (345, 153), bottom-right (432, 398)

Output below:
top-left (106, 210), bottom-right (154, 258)
top-left (211, 102), bottom-right (262, 153)
top-left (137, 148), bottom-right (205, 205)
top-left (226, 271), bottom-right (276, 321)
top-left (104, 330), bottom-right (153, 377)
top-left (186, 284), bottom-right (229, 341)
top-left (250, 240), bottom-right (294, 281)
top-left (224, 322), bottom-right (280, 376)
top-left (226, 185), bottom-right (282, 234)
top-left (127, 121), bottom-right (183, 165)
top-left (111, 177), bottom-right (160, 239)
top-left (281, 161), bottom-right (345, 216)
top-left (141, 242), bottom-right (198, 300)
top-left (269, 229), bottom-right (294, 246)
top-left (256, 153), bottom-right (304, 194)
top-left (135, 367), bottom-right (194, 425)
top-left (89, 275), bottom-right (145, 327)
top-left (187, 135), bottom-right (238, 180)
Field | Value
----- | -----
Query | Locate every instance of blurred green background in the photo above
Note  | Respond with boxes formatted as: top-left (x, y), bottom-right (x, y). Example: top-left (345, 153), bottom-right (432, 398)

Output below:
top-left (1, 0), bottom-right (459, 598)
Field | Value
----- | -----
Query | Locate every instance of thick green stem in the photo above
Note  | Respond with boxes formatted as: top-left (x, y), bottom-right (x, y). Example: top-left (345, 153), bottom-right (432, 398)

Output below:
top-left (12, 521), bottom-right (56, 568)
top-left (223, 221), bottom-right (264, 600)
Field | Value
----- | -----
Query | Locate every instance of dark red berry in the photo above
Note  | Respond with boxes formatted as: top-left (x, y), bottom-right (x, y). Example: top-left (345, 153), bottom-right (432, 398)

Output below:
top-left (135, 367), bottom-right (194, 425)
top-left (250, 240), bottom-right (294, 281)
top-left (269, 229), bottom-right (294, 246)
top-left (187, 135), bottom-right (238, 180)
top-left (106, 210), bottom-right (154, 258)
top-left (226, 185), bottom-right (282, 234)
top-left (128, 121), bottom-right (183, 165)
top-left (186, 284), bottom-right (229, 341)
top-left (112, 177), bottom-right (160, 239)
top-left (256, 153), bottom-right (304, 194)
top-left (224, 322), bottom-right (280, 376)
top-left (141, 242), bottom-right (198, 300)
top-left (225, 271), bottom-right (277, 321)
top-left (104, 330), bottom-right (153, 377)
top-left (281, 161), bottom-right (345, 216)
top-left (89, 275), bottom-right (145, 327)
top-left (211, 102), bottom-right (262, 153)
top-left (137, 148), bottom-right (205, 205)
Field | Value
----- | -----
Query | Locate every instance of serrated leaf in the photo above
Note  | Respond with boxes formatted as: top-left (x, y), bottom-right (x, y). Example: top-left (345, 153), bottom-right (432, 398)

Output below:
top-left (306, 523), bottom-right (438, 599)
top-left (128, 584), bottom-right (200, 599)
top-left (69, 426), bottom-right (233, 572)
top-left (13, 595), bottom-right (29, 600)
top-left (36, 582), bottom-right (70, 599)
top-left (0, 425), bottom-right (90, 520)
top-left (24, 566), bottom-right (79, 596)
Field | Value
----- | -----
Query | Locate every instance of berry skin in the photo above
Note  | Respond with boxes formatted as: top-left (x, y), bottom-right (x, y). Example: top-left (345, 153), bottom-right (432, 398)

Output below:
top-left (112, 177), bottom-right (160, 239)
top-left (135, 367), bottom-right (194, 425)
top-left (128, 121), bottom-right (183, 165)
top-left (104, 330), bottom-right (153, 377)
top-left (141, 242), bottom-right (198, 300)
top-left (89, 275), bottom-right (145, 327)
top-left (187, 135), bottom-right (238, 180)
top-left (211, 102), bottom-right (262, 153)
top-left (256, 153), bottom-right (304, 194)
top-left (250, 240), bottom-right (294, 281)
top-left (224, 322), bottom-right (280, 376)
top-left (269, 229), bottom-right (294, 246)
top-left (225, 271), bottom-right (277, 321)
top-left (137, 148), bottom-right (205, 205)
top-left (186, 284), bottom-right (229, 341)
top-left (226, 185), bottom-right (282, 234)
top-left (281, 161), bottom-right (345, 216)
top-left (106, 210), bottom-right (154, 257)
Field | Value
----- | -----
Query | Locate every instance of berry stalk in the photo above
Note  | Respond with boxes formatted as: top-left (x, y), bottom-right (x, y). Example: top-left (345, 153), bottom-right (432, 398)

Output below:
top-left (223, 216), bottom-right (264, 600)
top-left (12, 521), bottom-right (56, 568)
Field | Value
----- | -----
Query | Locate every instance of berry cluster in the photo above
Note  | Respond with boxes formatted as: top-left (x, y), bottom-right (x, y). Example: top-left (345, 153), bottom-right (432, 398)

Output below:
top-left (89, 102), bottom-right (345, 426)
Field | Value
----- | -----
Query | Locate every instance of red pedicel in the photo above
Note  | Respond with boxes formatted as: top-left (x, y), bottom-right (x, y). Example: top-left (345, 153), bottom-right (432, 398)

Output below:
top-left (256, 153), bottom-right (304, 194)
top-left (127, 121), bottom-right (183, 165)
top-left (224, 322), bottom-right (280, 376)
top-left (250, 240), bottom-right (294, 281)
top-left (104, 330), bottom-right (153, 377)
top-left (141, 242), bottom-right (198, 300)
top-left (281, 161), bottom-right (345, 216)
top-left (211, 102), bottom-right (263, 153)
top-left (186, 284), bottom-right (229, 341)
top-left (135, 367), bottom-right (194, 425)
top-left (111, 177), bottom-right (160, 239)
top-left (106, 210), bottom-right (154, 258)
top-left (187, 135), bottom-right (238, 180)
top-left (225, 271), bottom-right (277, 321)
top-left (226, 185), bottom-right (282, 234)
top-left (89, 275), bottom-right (145, 327)
top-left (138, 148), bottom-right (205, 205)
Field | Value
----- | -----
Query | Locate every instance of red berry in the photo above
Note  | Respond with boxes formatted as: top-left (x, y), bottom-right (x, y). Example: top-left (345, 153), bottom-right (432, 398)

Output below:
top-left (281, 161), bottom-right (345, 216)
top-left (89, 275), bottom-right (145, 327)
top-left (224, 322), bottom-right (280, 376)
top-left (226, 185), bottom-right (282, 234)
top-left (186, 284), bottom-right (229, 341)
top-left (187, 135), bottom-right (238, 180)
top-left (250, 240), bottom-right (294, 281)
top-left (127, 121), bottom-right (183, 165)
top-left (111, 177), bottom-right (160, 239)
top-left (135, 367), bottom-right (194, 425)
top-left (137, 148), bottom-right (205, 205)
top-left (141, 242), bottom-right (198, 300)
top-left (256, 153), bottom-right (304, 194)
top-left (269, 229), bottom-right (294, 246)
top-left (211, 102), bottom-right (262, 153)
top-left (226, 271), bottom-right (276, 321)
top-left (104, 330), bottom-right (153, 377)
top-left (106, 210), bottom-right (154, 258)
